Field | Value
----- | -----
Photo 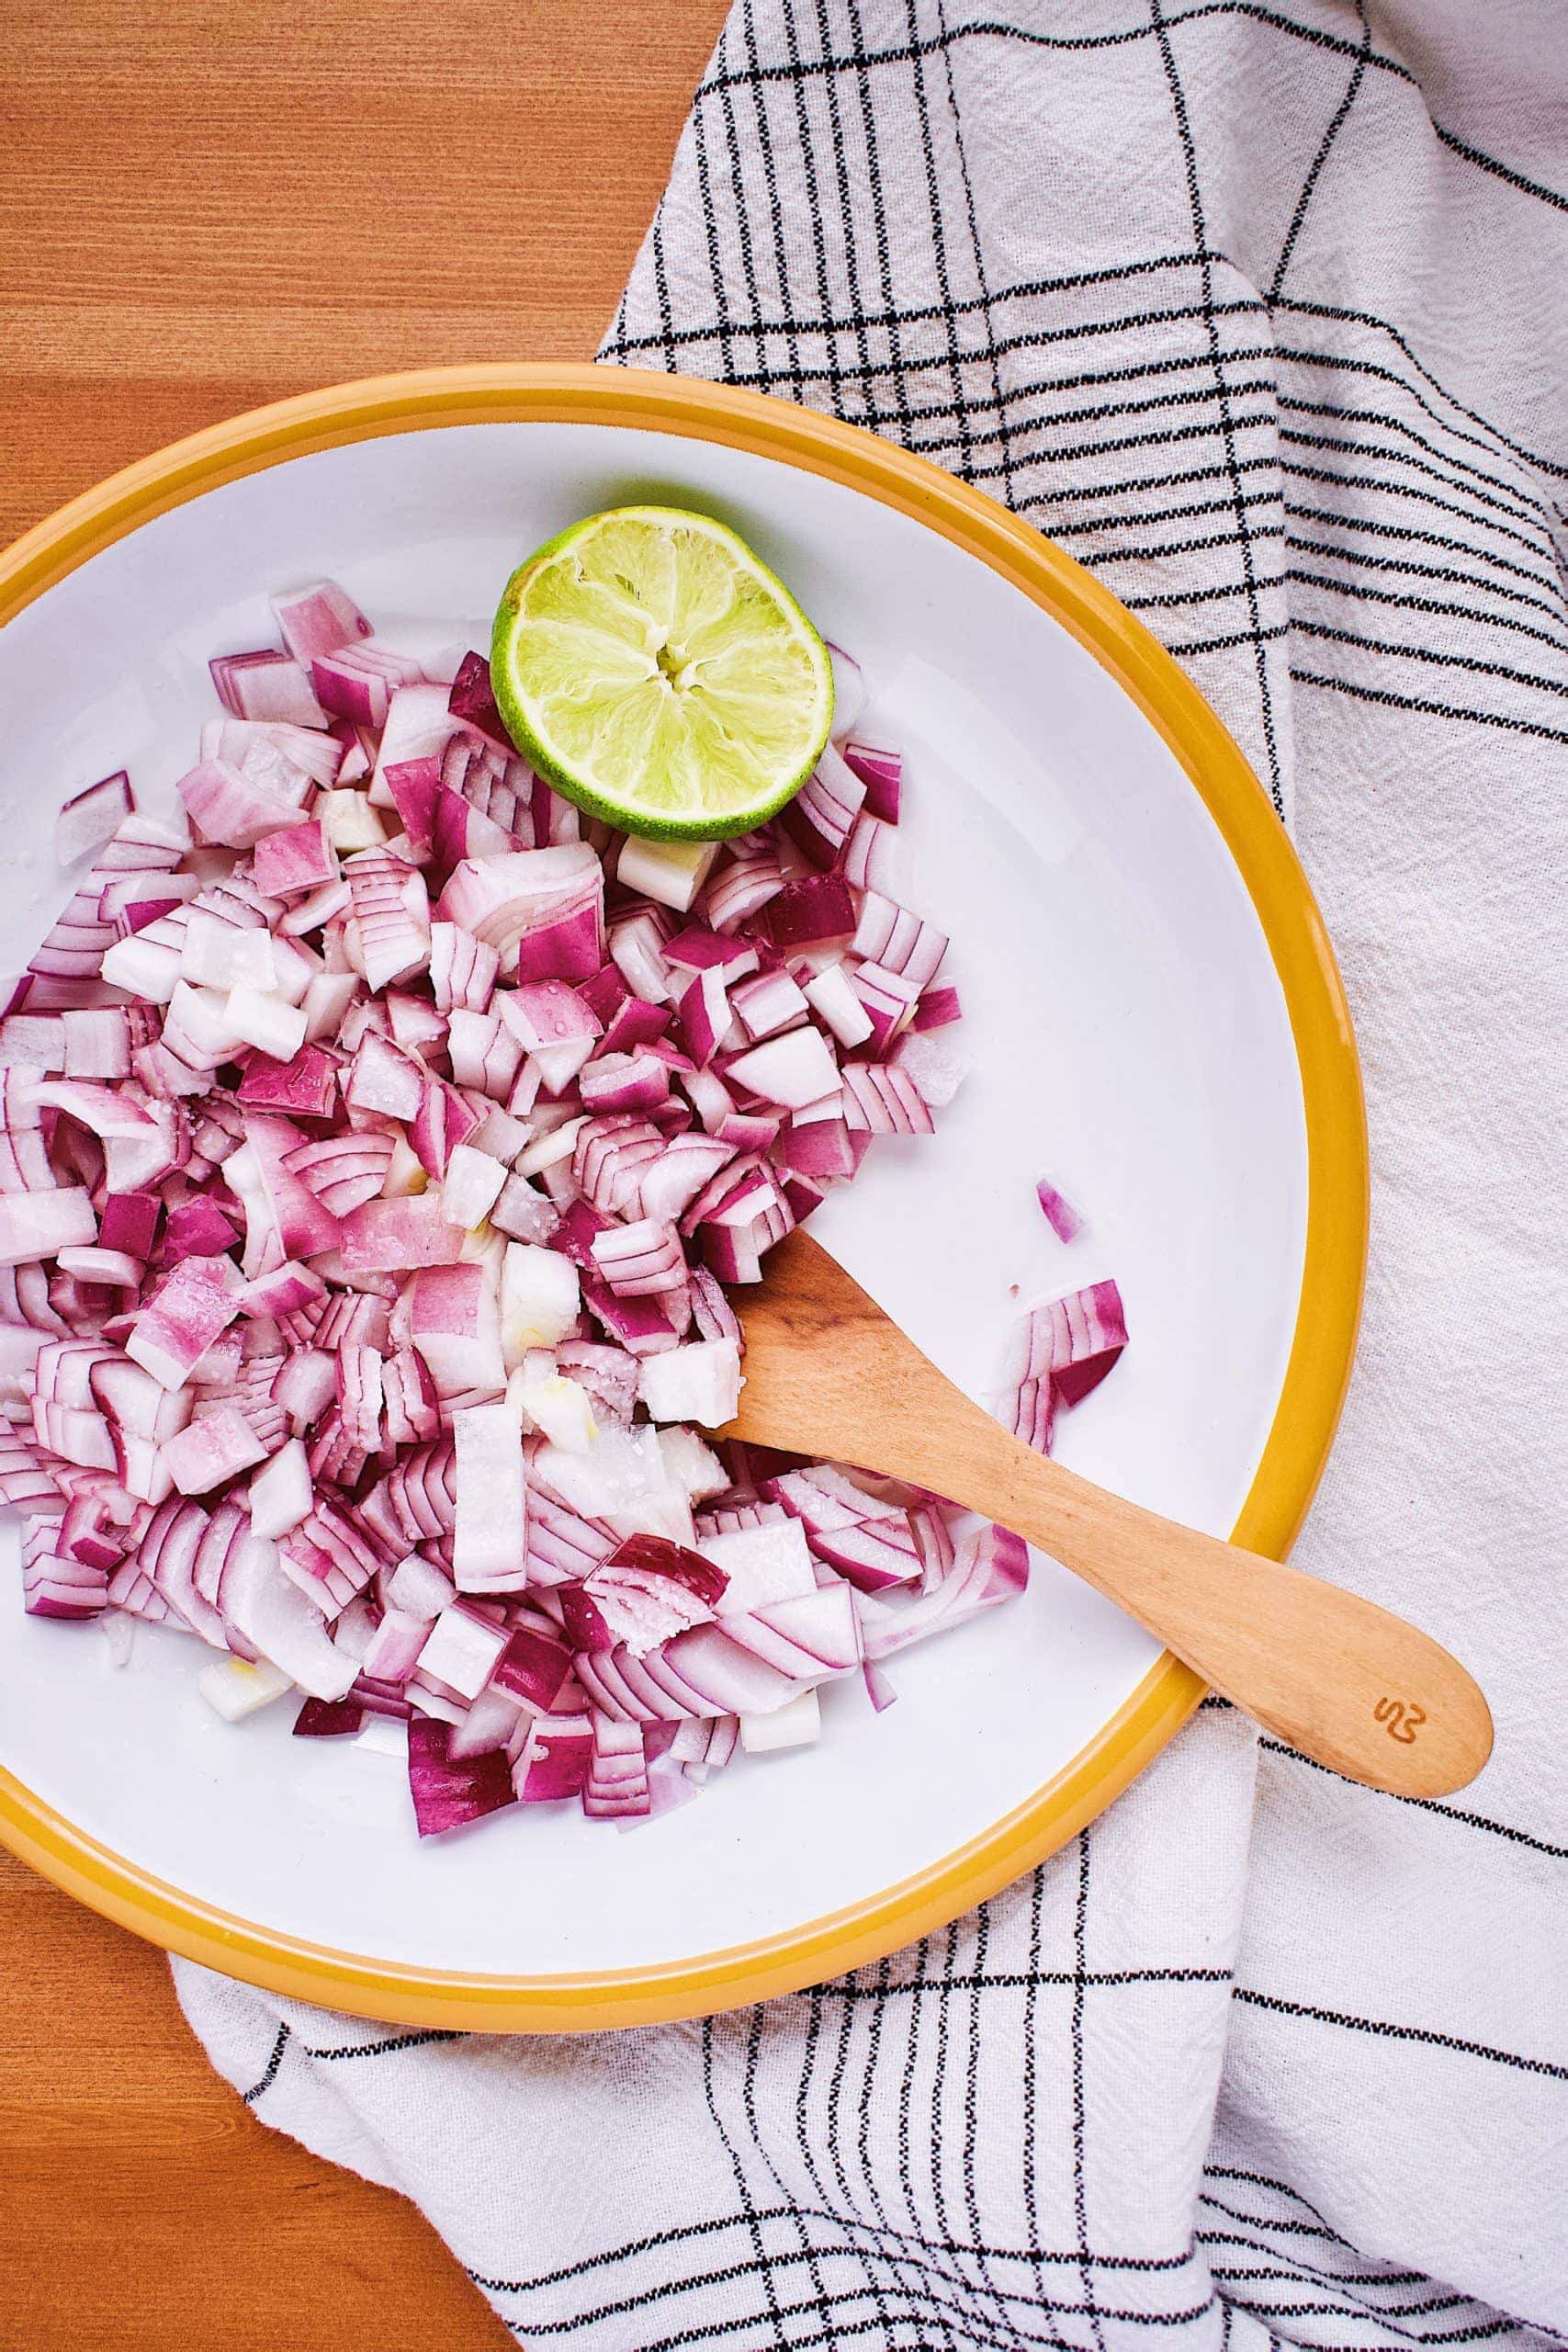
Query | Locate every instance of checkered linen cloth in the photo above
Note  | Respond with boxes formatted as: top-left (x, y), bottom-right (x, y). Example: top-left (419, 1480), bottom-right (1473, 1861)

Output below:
top-left (178, 3), bottom-right (1568, 2344)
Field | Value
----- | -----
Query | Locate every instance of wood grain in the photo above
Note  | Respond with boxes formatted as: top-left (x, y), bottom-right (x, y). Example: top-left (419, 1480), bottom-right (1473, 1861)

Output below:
top-left (0, 0), bottom-right (726, 548)
top-left (0, 3), bottom-right (723, 2343)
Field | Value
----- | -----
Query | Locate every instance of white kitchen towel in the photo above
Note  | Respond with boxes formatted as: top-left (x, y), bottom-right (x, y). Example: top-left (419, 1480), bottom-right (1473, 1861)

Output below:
top-left (176, 3), bottom-right (1568, 2344)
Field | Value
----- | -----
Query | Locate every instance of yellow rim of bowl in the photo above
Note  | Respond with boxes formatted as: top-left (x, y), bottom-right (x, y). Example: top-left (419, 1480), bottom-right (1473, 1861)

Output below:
top-left (0, 365), bottom-right (1367, 2032)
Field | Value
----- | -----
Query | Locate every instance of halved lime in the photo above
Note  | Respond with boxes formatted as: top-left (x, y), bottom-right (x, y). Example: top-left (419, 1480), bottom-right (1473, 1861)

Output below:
top-left (490, 506), bottom-right (834, 841)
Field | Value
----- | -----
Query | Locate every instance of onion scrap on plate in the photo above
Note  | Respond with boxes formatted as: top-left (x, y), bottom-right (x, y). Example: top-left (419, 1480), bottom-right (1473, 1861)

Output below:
top-left (0, 577), bottom-right (1125, 1834)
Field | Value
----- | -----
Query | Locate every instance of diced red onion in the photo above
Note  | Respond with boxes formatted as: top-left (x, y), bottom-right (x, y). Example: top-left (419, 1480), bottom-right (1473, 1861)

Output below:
top-left (839, 1062), bottom-right (934, 1136)
top-left (663, 928), bottom-right (758, 975)
top-left (238, 1044), bottom-right (339, 1123)
top-left (3, 601), bottom-right (1094, 1841)
top-left (726, 1026), bottom-right (840, 1111)
top-left (447, 650), bottom-right (509, 746)
top-left (848, 962), bottom-right (921, 1054)
top-left (702, 843), bottom-right (786, 933)
top-left (311, 642), bottom-right (423, 731)
top-left (590, 1218), bottom-right (686, 1300)
top-left (200, 718), bottom-right (344, 792)
top-left (841, 813), bottom-right (901, 894)
top-left (254, 819), bottom-right (336, 901)
top-left (57, 773), bottom-right (136, 868)
top-left (436, 846), bottom-right (604, 971)
top-left (210, 650), bottom-right (326, 729)
top-left (891, 1028), bottom-right (967, 1111)
top-left (729, 968), bottom-right (810, 1044)
top-left (609, 909), bottom-right (675, 1006)
top-left (779, 743), bottom-right (866, 871)
top-left (675, 967), bottom-right (732, 1067)
top-left (1003, 1279), bottom-right (1128, 1427)
top-left (757, 873), bottom-right (857, 951)
top-left (578, 1050), bottom-right (670, 1116)
top-left (407, 1716), bottom-right (515, 1835)
top-left (859, 1523), bottom-right (1030, 1658)
top-left (1035, 1179), bottom-right (1084, 1245)
top-left (429, 922), bottom-right (499, 1016)
top-left (24, 1528), bottom-right (108, 1620)
top-left (497, 981), bottom-right (602, 1092)
top-left (163, 1406), bottom-right (267, 1495)
top-left (561, 1534), bottom-right (727, 1658)
top-left (0, 1189), bottom-right (97, 1266)
top-left (451, 1400), bottom-right (526, 1591)
top-left (271, 579), bottom-right (373, 666)
top-left (766, 1466), bottom-right (922, 1591)
top-left (277, 1499), bottom-right (386, 1620)
top-left (840, 741), bottom-right (901, 823)
top-left (222, 1533), bottom-right (358, 1696)
top-left (345, 849), bottom-right (431, 992)
top-left (852, 892), bottom-right (948, 989)
top-left (340, 1193), bottom-right (464, 1273)
top-left (824, 641), bottom-right (866, 736)
top-left (513, 1712), bottom-right (593, 1803)
top-left (177, 758), bottom-right (308, 851)
top-left (417, 1600), bottom-right (509, 1699)
top-left (910, 984), bottom-right (962, 1032)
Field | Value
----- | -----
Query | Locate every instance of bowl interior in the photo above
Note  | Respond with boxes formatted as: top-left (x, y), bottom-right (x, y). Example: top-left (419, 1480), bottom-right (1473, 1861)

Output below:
top-left (0, 420), bottom-right (1305, 1977)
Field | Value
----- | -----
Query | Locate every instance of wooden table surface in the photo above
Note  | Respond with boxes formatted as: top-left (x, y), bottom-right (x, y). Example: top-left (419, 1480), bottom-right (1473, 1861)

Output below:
top-left (0, 6), bottom-right (724, 2344)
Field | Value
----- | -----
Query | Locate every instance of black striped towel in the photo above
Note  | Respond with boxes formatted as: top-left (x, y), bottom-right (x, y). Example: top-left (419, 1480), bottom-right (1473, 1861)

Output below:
top-left (177, 3), bottom-right (1568, 2343)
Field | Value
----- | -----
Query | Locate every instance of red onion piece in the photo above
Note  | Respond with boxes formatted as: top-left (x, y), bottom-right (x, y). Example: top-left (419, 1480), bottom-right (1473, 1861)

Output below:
top-left (293, 1696), bottom-right (367, 1737)
top-left (90, 1185), bottom-right (162, 1261)
top-left (0, 599), bottom-right (1088, 1841)
top-left (757, 873), bottom-right (857, 951)
top-left (778, 743), bottom-right (866, 871)
top-left (270, 580), bottom-right (373, 667)
top-left (254, 819), bottom-right (336, 901)
top-left (841, 813), bottom-right (901, 893)
top-left (407, 1716), bottom-right (516, 1836)
top-left (513, 1713), bottom-right (593, 1803)
top-left (840, 741), bottom-right (902, 823)
top-left (447, 650), bottom-right (510, 746)
top-left (180, 756), bottom-right (311, 852)
top-left (1035, 1179), bottom-right (1085, 1245)
top-left (910, 983), bottom-right (962, 1032)
top-left (56, 773), bottom-right (136, 869)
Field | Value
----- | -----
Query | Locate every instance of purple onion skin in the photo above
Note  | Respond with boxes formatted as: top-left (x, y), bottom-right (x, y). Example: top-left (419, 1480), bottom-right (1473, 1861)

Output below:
top-left (447, 650), bottom-right (510, 746)
top-left (406, 1717), bottom-right (516, 1836)
top-left (293, 1697), bottom-right (367, 1738)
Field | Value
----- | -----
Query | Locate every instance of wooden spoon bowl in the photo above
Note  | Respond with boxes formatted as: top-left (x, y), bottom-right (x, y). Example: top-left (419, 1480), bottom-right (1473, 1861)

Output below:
top-left (723, 1229), bottom-right (1492, 1800)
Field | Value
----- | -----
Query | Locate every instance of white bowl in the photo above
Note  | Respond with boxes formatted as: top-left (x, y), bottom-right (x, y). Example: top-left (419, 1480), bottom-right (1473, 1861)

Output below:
top-left (0, 368), bottom-right (1364, 2030)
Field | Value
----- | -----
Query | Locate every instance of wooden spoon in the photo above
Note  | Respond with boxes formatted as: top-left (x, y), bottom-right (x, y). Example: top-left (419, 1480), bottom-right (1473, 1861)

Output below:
top-left (723, 1229), bottom-right (1492, 1799)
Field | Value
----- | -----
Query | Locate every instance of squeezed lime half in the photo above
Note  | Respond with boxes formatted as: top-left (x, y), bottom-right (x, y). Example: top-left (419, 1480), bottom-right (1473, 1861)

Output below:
top-left (491, 505), bottom-right (834, 841)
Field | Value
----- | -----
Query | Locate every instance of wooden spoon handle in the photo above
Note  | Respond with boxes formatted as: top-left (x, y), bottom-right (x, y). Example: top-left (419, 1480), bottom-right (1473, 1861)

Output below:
top-left (834, 1391), bottom-right (1493, 1800)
